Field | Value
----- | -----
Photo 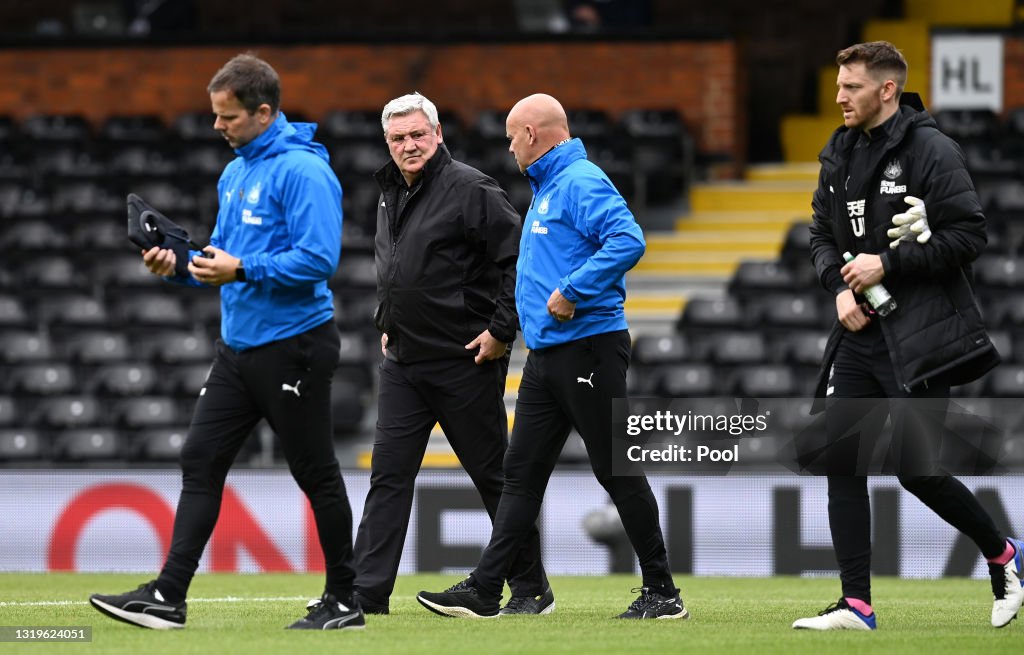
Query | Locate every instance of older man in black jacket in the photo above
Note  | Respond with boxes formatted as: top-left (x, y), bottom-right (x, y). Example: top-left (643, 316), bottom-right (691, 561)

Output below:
top-left (794, 41), bottom-right (1022, 632)
top-left (352, 93), bottom-right (551, 616)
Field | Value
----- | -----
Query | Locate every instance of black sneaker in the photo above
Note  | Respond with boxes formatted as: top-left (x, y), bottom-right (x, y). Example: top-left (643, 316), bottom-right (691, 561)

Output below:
top-left (89, 580), bottom-right (186, 630)
top-left (353, 590), bottom-right (389, 615)
top-left (616, 586), bottom-right (689, 620)
top-left (416, 578), bottom-right (500, 619)
top-left (287, 592), bottom-right (365, 630)
top-left (499, 586), bottom-right (556, 615)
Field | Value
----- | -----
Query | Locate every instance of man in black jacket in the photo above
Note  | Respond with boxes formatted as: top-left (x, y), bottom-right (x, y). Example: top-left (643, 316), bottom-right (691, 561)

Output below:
top-left (795, 41), bottom-right (1022, 631)
top-left (352, 92), bottom-right (551, 615)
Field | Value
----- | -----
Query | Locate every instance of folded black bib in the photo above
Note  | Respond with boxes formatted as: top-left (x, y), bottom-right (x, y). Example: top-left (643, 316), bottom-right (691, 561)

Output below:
top-left (126, 193), bottom-right (209, 277)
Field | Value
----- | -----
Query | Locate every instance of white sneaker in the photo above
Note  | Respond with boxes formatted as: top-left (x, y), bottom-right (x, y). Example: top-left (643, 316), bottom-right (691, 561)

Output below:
top-left (991, 538), bottom-right (1024, 628)
top-left (793, 598), bottom-right (876, 631)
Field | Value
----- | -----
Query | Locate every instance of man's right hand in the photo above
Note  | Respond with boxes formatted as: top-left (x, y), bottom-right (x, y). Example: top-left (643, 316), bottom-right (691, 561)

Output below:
top-left (381, 333), bottom-right (388, 356)
top-left (836, 288), bottom-right (871, 332)
top-left (142, 247), bottom-right (176, 277)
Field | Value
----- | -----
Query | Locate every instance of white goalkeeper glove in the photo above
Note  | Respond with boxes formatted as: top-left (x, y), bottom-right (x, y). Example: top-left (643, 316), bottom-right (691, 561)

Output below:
top-left (887, 195), bottom-right (931, 249)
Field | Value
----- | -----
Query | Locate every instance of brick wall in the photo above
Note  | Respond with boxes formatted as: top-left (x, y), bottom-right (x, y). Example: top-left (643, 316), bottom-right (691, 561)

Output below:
top-left (0, 40), bottom-right (742, 164)
top-left (1005, 37), bottom-right (1024, 112)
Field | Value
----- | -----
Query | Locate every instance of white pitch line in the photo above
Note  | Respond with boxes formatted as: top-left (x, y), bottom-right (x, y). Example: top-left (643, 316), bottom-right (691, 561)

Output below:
top-left (2, 595), bottom-right (416, 608)
top-left (0, 596), bottom-right (307, 608)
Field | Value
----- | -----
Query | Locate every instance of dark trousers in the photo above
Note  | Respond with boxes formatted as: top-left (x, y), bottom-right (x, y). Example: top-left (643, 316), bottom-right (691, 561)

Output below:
top-left (157, 321), bottom-right (355, 601)
top-left (354, 355), bottom-right (548, 605)
top-left (472, 330), bottom-right (674, 598)
top-left (826, 330), bottom-right (1005, 603)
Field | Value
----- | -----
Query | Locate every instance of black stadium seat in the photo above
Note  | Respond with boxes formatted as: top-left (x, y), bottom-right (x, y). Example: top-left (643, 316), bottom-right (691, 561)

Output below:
top-left (64, 331), bottom-right (132, 364)
top-left (989, 365), bottom-right (1024, 397)
top-left (0, 294), bottom-right (30, 328)
top-left (657, 364), bottom-right (716, 397)
top-left (138, 330), bottom-right (213, 364)
top-left (162, 363), bottom-right (211, 397)
top-left (134, 427), bottom-right (189, 461)
top-left (707, 332), bottom-right (767, 365)
top-left (115, 396), bottom-right (181, 428)
top-left (732, 364), bottom-right (797, 397)
top-left (55, 428), bottom-right (122, 461)
top-left (6, 363), bottom-right (76, 396)
top-left (0, 428), bottom-right (43, 461)
top-left (0, 396), bottom-right (18, 425)
top-left (34, 395), bottom-right (101, 429)
top-left (631, 334), bottom-right (690, 366)
top-left (677, 297), bottom-right (746, 331)
top-left (89, 363), bottom-right (159, 397)
top-left (0, 330), bottom-right (53, 363)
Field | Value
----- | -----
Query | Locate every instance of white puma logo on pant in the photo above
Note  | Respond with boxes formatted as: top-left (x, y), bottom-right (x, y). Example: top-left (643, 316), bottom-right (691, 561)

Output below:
top-left (282, 381), bottom-right (302, 397)
top-left (576, 372), bottom-right (594, 388)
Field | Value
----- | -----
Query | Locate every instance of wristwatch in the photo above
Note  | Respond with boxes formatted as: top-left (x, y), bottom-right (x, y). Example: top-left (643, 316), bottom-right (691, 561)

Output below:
top-left (235, 262), bottom-right (246, 282)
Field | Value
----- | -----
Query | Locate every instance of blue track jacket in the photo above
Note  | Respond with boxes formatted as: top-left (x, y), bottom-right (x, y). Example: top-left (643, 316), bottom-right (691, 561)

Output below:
top-left (171, 113), bottom-right (342, 351)
top-left (516, 138), bottom-right (645, 349)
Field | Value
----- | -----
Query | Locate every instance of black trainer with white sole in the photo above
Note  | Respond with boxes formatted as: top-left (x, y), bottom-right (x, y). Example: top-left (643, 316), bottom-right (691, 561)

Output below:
top-left (417, 578), bottom-right (500, 618)
top-left (616, 586), bottom-right (689, 620)
top-left (89, 580), bottom-right (186, 630)
top-left (287, 592), bottom-right (365, 630)
top-left (500, 586), bottom-right (556, 615)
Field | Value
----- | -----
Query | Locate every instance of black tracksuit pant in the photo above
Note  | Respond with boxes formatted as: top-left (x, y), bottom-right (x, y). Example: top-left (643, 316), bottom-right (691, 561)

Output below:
top-left (825, 325), bottom-right (1006, 603)
top-left (472, 330), bottom-right (675, 598)
top-left (157, 320), bottom-right (356, 602)
top-left (354, 355), bottom-right (548, 606)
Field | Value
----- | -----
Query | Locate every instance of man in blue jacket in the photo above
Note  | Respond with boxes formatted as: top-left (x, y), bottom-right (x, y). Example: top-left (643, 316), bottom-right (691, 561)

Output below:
top-left (89, 54), bottom-right (363, 631)
top-left (416, 93), bottom-right (687, 620)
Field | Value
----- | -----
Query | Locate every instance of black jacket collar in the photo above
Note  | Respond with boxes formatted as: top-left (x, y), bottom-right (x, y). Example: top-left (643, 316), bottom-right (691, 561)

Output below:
top-left (375, 143), bottom-right (453, 191)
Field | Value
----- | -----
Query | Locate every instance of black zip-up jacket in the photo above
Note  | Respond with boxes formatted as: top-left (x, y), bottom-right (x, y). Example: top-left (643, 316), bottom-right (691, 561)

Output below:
top-left (373, 144), bottom-right (522, 364)
top-left (809, 93), bottom-right (1000, 395)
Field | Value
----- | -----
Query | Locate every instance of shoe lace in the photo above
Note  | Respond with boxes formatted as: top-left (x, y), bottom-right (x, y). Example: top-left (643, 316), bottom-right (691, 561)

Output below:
top-left (626, 587), bottom-right (656, 612)
top-left (990, 562), bottom-right (1008, 600)
top-left (304, 596), bottom-right (340, 622)
top-left (444, 578), bottom-right (475, 594)
top-left (818, 599), bottom-right (848, 616)
top-left (504, 595), bottom-right (530, 611)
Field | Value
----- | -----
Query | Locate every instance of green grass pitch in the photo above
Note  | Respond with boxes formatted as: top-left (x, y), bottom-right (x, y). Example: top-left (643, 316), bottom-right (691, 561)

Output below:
top-left (1, 573), bottom-right (1019, 654)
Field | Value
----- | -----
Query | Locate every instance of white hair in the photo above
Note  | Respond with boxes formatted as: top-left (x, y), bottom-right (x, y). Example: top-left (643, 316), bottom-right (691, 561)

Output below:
top-left (381, 92), bottom-right (439, 133)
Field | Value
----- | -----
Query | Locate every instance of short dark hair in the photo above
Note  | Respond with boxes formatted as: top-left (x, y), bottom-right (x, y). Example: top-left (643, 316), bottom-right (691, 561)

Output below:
top-left (836, 41), bottom-right (908, 95)
top-left (207, 54), bottom-right (281, 115)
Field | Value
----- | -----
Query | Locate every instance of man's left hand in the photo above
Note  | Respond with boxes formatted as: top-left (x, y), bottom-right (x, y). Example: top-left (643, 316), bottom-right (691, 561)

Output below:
top-left (465, 329), bottom-right (508, 365)
top-left (887, 195), bottom-right (932, 249)
top-left (188, 246), bottom-right (242, 286)
top-left (840, 253), bottom-right (885, 294)
top-left (547, 288), bottom-right (576, 322)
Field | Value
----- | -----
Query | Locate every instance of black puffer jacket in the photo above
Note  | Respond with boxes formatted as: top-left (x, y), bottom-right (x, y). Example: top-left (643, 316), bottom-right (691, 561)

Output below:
top-left (809, 93), bottom-right (1000, 394)
top-left (373, 144), bottom-right (521, 364)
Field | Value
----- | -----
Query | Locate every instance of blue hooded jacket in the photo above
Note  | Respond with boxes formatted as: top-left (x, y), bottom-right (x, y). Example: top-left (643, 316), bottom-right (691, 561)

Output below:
top-left (516, 138), bottom-right (645, 349)
top-left (173, 113), bottom-right (342, 351)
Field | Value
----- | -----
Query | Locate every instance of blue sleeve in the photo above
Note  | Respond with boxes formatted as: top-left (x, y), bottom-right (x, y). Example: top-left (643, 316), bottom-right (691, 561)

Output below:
top-left (244, 160), bottom-right (342, 286)
top-left (558, 173), bottom-right (645, 303)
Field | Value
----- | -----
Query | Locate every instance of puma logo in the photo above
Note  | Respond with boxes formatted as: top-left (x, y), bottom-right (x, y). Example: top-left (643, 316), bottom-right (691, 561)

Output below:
top-left (576, 372), bottom-right (594, 388)
top-left (282, 381), bottom-right (302, 397)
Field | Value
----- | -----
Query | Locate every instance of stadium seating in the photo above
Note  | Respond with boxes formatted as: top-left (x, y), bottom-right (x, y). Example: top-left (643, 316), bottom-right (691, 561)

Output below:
top-left (4, 104), bottom-right (1022, 467)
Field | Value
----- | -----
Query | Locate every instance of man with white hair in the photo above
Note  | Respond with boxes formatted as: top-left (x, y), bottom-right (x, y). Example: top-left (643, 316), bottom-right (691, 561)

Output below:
top-left (353, 92), bottom-right (551, 616)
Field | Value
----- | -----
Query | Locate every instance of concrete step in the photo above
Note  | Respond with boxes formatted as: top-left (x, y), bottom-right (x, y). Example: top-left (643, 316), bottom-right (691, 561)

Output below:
top-left (645, 231), bottom-right (785, 254)
top-left (672, 210), bottom-right (806, 232)
top-left (690, 181), bottom-right (815, 213)
top-left (746, 162), bottom-right (821, 182)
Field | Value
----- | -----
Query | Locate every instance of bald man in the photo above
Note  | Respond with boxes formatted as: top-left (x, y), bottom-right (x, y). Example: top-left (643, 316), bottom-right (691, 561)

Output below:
top-left (417, 94), bottom-right (688, 620)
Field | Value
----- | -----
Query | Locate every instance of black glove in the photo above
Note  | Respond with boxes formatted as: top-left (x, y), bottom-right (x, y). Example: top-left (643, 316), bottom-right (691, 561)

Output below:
top-left (126, 193), bottom-right (210, 277)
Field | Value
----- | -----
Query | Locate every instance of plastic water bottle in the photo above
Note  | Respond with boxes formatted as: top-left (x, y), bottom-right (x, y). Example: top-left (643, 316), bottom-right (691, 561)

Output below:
top-left (843, 251), bottom-right (896, 316)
